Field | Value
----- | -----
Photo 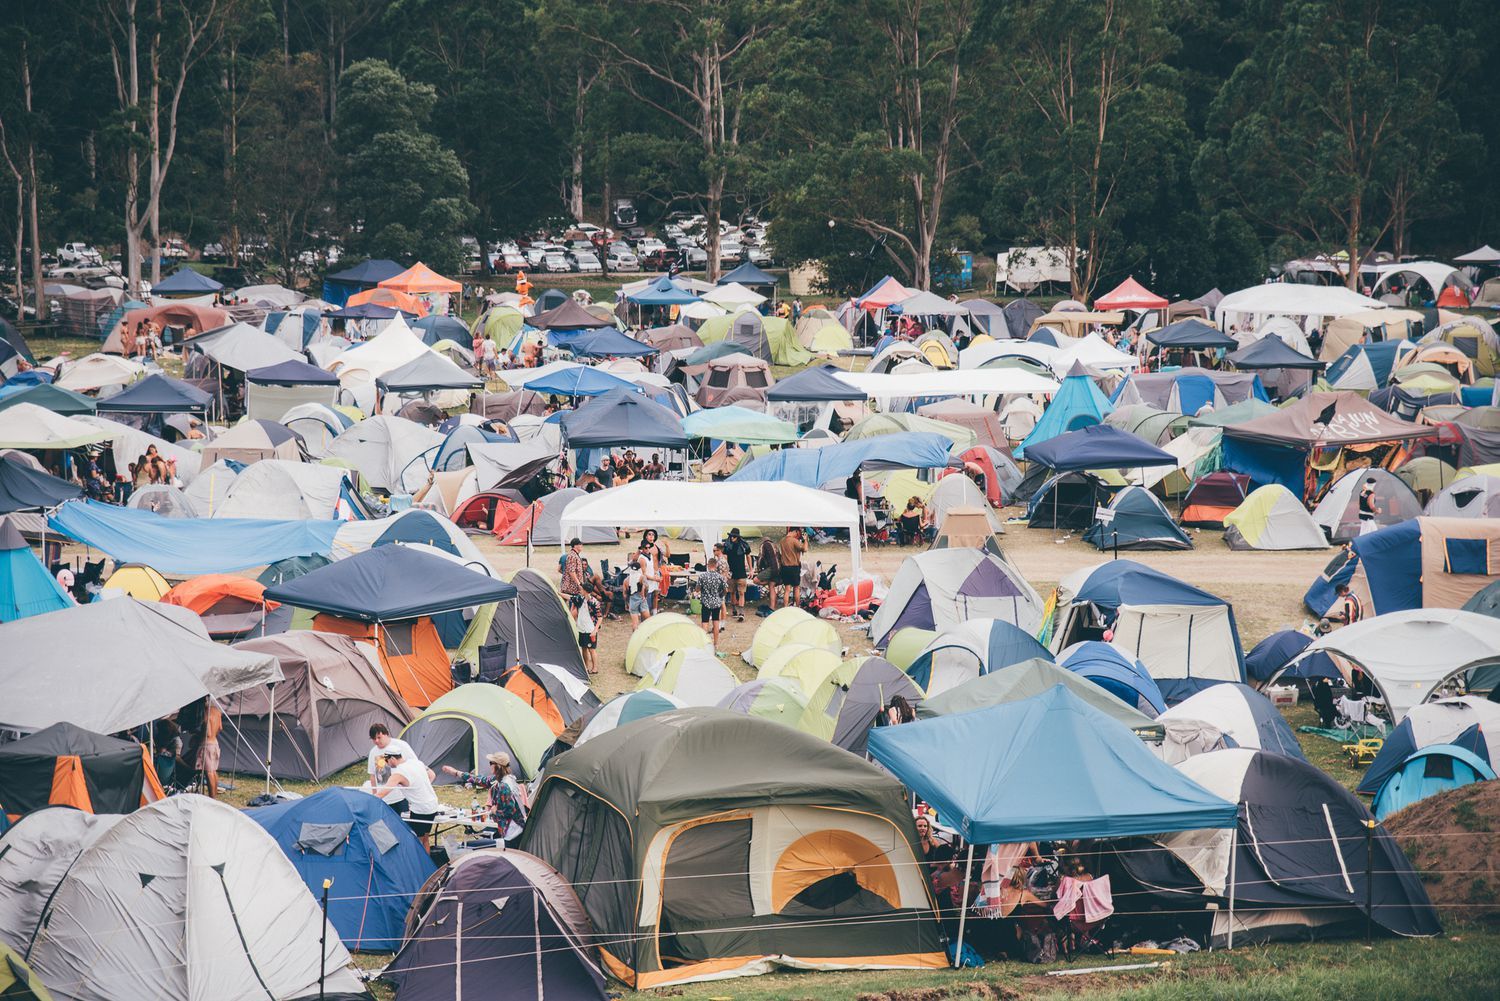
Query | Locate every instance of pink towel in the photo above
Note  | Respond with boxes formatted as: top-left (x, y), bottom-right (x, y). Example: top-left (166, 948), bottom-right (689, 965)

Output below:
top-left (1054, 875), bottom-right (1113, 923)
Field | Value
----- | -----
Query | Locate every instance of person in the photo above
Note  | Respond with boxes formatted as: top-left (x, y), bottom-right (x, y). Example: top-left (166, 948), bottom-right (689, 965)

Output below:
top-left (698, 548), bottom-right (728, 650)
top-left (442, 752), bottom-right (528, 844)
top-left (625, 556), bottom-right (651, 627)
top-left (642, 529), bottom-right (671, 611)
top-left (757, 534), bottom-right (781, 608)
top-left (560, 537), bottom-right (587, 598)
top-left (778, 527), bottom-right (807, 608)
top-left (366, 723), bottom-right (416, 804)
top-left (197, 699), bottom-right (222, 798)
top-left (644, 452), bottom-right (666, 480)
top-left (515, 270), bottom-right (532, 298)
top-left (570, 588), bottom-right (601, 675)
top-left (898, 495), bottom-right (928, 546)
top-left (1357, 479), bottom-right (1381, 534)
top-left (724, 528), bottom-right (752, 621)
top-left (375, 748), bottom-right (441, 847)
top-left (141, 319), bottom-right (162, 360)
top-left (1328, 582), bottom-right (1364, 628)
top-left (481, 335), bottom-right (499, 377)
top-left (638, 539), bottom-right (666, 614)
top-left (595, 456), bottom-right (616, 489)
top-left (151, 715), bottom-right (182, 790)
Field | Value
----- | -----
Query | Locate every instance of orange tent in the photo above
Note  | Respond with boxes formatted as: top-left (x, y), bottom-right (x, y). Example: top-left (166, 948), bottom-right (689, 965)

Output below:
top-left (313, 613), bottom-right (453, 709)
top-left (1095, 276), bottom-right (1168, 311)
top-left (1436, 285), bottom-right (1471, 308)
top-left (379, 261), bottom-right (462, 295)
top-left (162, 574), bottom-right (277, 614)
top-left (104, 302), bottom-right (231, 353)
top-left (347, 286), bottom-right (430, 316)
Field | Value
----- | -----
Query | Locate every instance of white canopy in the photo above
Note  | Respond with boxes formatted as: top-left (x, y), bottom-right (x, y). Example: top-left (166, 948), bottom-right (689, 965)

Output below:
top-left (701, 282), bottom-right (767, 308)
top-left (895, 290), bottom-right (969, 316)
top-left (235, 282), bottom-right (306, 307)
top-left (1454, 245), bottom-right (1500, 264)
top-left (191, 321), bottom-right (304, 372)
top-left (836, 367), bottom-right (1058, 402)
top-left (1301, 608), bottom-right (1500, 721)
top-left (0, 403), bottom-right (112, 449)
top-left (679, 300), bottom-right (728, 321)
top-left (0, 599), bottom-right (282, 732)
top-left (1214, 284), bottom-right (1386, 329)
top-left (1049, 332), bottom-right (1137, 374)
top-left (1369, 261), bottom-right (1467, 295)
top-left (53, 353), bottom-right (144, 391)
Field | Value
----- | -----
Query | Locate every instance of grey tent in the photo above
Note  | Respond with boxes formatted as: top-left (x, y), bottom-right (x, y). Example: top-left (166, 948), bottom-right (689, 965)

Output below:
top-left (478, 568), bottom-right (588, 679)
top-left (375, 351), bottom-right (482, 393)
top-left (807, 656), bottom-right (923, 755)
top-left (0, 808), bottom-right (122, 954)
top-left (1002, 299), bottom-right (1045, 339)
top-left (24, 795), bottom-right (366, 1001)
top-left (727, 311), bottom-right (772, 362)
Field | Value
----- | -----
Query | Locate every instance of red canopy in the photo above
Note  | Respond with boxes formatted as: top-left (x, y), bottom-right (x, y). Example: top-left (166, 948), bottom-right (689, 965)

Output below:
top-left (1095, 277), bottom-right (1168, 311)
top-left (859, 276), bottom-right (913, 311)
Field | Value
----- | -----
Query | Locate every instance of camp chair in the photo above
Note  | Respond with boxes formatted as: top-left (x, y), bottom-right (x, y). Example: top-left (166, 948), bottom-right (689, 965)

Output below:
top-left (474, 640), bottom-right (511, 685)
top-left (1343, 737), bottom-right (1383, 766)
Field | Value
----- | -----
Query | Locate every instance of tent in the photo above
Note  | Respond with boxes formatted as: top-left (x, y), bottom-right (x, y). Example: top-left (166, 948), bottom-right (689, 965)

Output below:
top-left (401, 683), bottom-right (555, 781)
top-left (151, 267), bottom-right (224, 295)
top-left (1180, 471), bottom-right (1250, 526)
top-left (801, 656), bottom-right (925, 755)
top-left (1356, 696), bottom-right (1500, 796)
top-left (576, 689), bottom-right (686, 745)
top-left (1013, 363), bottom-right (1113, 458)
top-left (199, 418), bottom-right (305, 466)
top-left (375, 351), bottom-right (482, 394)
top-left (24, 795), bottom-right (365, 1001)
top-left (635, 647), bottom-right (739, 707)
top-left (868, 547), bottom-right (1043, 648)
top-left (1146, 318), bottom-right (1238, 351)
top-left (1303, 515), bottom-right (1500, 617)
top-left (210, 459), bottom-right (350, 521)
top-left (1427, 474), bottom-right (1500, 518)
top-left (325, 415), bottom-right (443, 493)
top-left (322, 259), bottom-right (404, 307)
top-left (560, 388), bottom-right (688, 449)
top-left (0, 457), bottom-right (82, 515)
top-left (529, 299), bottom-right (614, 331)
top-left (1057, 641), bottom-right (1167, 716)
top-left (904, 618), bottom-right (1051, 695)
top-left (247, 787), bottom-right (435, 950)
top-left (1115, 368), bottom-right (1268, 415)
top-left (187, 322), bottom-right (303, 374)
top-left (916, 657), bottom-right (1156, 735)
top-left (1371, 744), bottom-right (1495, 821)
top-left (718, 675), bottom-right (818, 732)
top-left (1052, 560), bottom-right (1245, 701)
top-left (1024, 471), bottom-right (1108, 529)
top-left (521, 708), bottom-right (944, 989)
top-left (279, 402), bottom-right (352, 456)
top-left (0, 722), bottom-right (163, 817)
top-left (0, 382), bottom-right (97, 416)
top-left (627, 275), bottom-right (701, 306)
top-left (383, 848), bottom-right (607, 1001)
top-left (347, 286), bottom-right (428, 316)
top-left (244, 360), bottom-right (339, 421)
top-left (99, 563), bottom-right (171, 601)
top-left (379, 261), bottom-right (460, 295)
top-left (0, 403), bottom-right (111, 450)
top-left (521, 364), bottom-right (639, 399)
top-left (1095, 276), bottom-right (1168, 311)
top-left (0, 518), bottom-right (71, 621)
top-left (1311, 468), bottom-right (1425, 542)
top-left (162, 573), bottom-right (280, 640)
top-left (681, 405), bottom-right (797, 444)
top-left (1159, 683), bottom-right (1305, 759)
top-left (624, 613), bottom-right (712, 676)
top-left (495, 487), bottom-right (615, 546)
top-left (0, 598), bottom-right (281, 733)
top-left (927, 473), bottom-right (1005, 536)
top-left (459, 567), bottom-right (588, 679)
top-left (691, 352), bottom-right (775, 407)
top-left (1223, 484), bottom-right (1329, 550)
top-left (1026, 421), bottom-right (1177, 472)
top-left (94, 373), bottom-right (210, 415)
top-left (746, 606), bottom-right (819, 667)
top-left (1130, 749), bottom-right (1440, 944)
top-left (1244, 629), bottom-right (1339, 683)
top-left (499, 662), bottom-right (601, 734)
top-left (718, 261), bottom-right (778, 289)
top-left (221, 631), bottom-right (412, 781)
top-left (1084, 485), bottom-right (1192, 551)
top-left (728, 432), bottom-right (954, 488)
top-left (1325, 340), bottom-right (1418, 392)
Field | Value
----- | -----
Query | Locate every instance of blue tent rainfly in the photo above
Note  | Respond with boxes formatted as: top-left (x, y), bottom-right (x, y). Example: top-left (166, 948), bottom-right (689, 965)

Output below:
top-left (729, 432), bottom-right (954, 487)
top-left (522, 365), bottom-right (640, 398)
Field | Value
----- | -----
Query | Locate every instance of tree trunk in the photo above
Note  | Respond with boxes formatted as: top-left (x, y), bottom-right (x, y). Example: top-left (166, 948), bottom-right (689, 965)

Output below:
top-left (1346, 198), bottom-right (1362, 292)
top-left (10, 177), bottom-right (22, 306)
top-left (570, 69), bottom-right (587, 222)
top-left (706, 173), bottom-right (723, 282)
top-left (149, 5), bottom-right (163, 287)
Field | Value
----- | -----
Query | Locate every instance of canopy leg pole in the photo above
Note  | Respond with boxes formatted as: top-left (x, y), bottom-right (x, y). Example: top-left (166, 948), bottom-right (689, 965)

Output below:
top-left (953, 842), bottom-right (975, 967)
top-left (1225, 824), bottom-right (1237, 951)
top-left (264, 682), bottom-right (276, 796)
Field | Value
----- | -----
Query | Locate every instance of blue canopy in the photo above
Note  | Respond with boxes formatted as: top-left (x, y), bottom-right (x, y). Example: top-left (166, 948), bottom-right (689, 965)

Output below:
top-left (627, 275), bottom-right (701, 305)
top-left (729, 432), bottom-right (954, 488)
top-left (566, 327), bottom-right (658, 358)
top-left (867, 685), bottom-right (1237, 843)
top-left (264, 543), bottom-right (516, 621)
top-left (327, 259), bottom-right (406, 285)
top-left (560, 388), bottom-right (688, 449)
top-left (766, 364), bottom-right (865, 402)
top-left (412, 314), bottom-right (471, 346)
top-left (326, 303), bottom-right (415, 320)
top-left (523, 365), bottom-right (640, 398)
top-left (1245, 629), bottom-right (1339, 683)
top-left (247, 788), bottom-right (435, 950)
top-left (152, 268), bottom-right (223, 294)
top-left (1015, 366), bottom-right (1113, 458)
top-left (1059, 641), bottom-right (1167, 716)
top-left (48, 500), bottom-right (340, 575)
top-left (0, 517), bottom-right (72, 621)
top-left (718, 261), bottom-right (778, 287)
top-left (245, 359), bottom-right (340, 386)
top-left (1025, 423), bottom-right (1175, 472)
top-left (95, 373), bottom-right (211, 413)
top-left (0, 456), bottom-right (83, 513)
top-left (1146, 318), bottom-right (1238, 349)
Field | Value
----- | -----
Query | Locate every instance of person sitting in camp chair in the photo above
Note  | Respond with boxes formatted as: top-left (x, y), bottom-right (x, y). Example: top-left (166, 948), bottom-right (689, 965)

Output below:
top-left (443, 752), bottom-right (528, 845)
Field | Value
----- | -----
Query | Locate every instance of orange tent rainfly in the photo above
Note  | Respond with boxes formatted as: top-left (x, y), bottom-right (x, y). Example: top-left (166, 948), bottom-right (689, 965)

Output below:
top-left (1095, 276), bottom-right (1169, 311)
top-left (162, 574), bottom-right (279, 640)
top-left (379, 261), bottom-right (462, 295)
top-left (0, 722), bottom-right (165, 819)
top-left (347, 286), bottom-right (429, 317)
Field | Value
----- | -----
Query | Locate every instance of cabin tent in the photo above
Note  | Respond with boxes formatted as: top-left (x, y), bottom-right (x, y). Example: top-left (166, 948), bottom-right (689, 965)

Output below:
top-left (1426, 474), bottom-right (1500, 518)
top-left (24, 794), bottom-right (365, 1001)
top-left (383, 848), bottom-right (607, 1001)
top-left (1356, 696), bottom-right (1500, 796)
top-left (867, 547), bottom-right (1044, 649)
top-left (916, 657), bottom-right (1157, 735)
top-left (247, 787), bottom-right (435, 951)
top-left (220, 632), bottom-right (412, 781)
top-left (692, 352), bottom-right (774, 408)
top-left (0, 723), bottom-right (164, 818)
top-left (520, 708), bottom-right (945, 989)
top-left (1311, 468), bottom-right (1423, 542)
top-left (1124, 749), bottom-right (1440, 945)
top-left (1084, 485), bottom-right (1192, 551)
top-left (400, 683), bottom-right (554, 782)
top-left (1303, 516), bottom-right (1500, 618)
top-left (1056, 641), bottom-right (1167, 717)
top-left (495, 488), bottom-right (616, 546)
top-left (1222, 484), bottom-right (1329, 550)
top-left (1158, 683), bottom-right (1305, 760)
top-left (1180, 471), bottom-right (1251, 526)
top-left (0, 518), bottom-right (72, 621)
top-left (1371, 744), bottom-right (1495, 821)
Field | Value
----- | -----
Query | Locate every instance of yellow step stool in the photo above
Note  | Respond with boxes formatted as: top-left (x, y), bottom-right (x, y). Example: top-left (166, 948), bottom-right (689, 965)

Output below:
top-left (1342, 737), bottom-right (1383, 765)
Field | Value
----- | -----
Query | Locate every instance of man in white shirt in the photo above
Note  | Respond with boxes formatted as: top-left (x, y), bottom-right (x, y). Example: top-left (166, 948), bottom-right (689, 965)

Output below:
top-left (366, 723), bottom-right (415, 808)
top-left (373, 748), bottom-right (441, 848)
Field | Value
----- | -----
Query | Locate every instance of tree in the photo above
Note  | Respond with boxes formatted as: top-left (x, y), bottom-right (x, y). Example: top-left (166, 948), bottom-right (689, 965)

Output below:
top-left (334, 59), bottom-right (473, 272)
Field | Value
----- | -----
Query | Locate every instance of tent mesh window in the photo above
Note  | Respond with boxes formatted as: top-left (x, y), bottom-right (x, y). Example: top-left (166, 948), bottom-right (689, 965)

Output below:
top-left (708, 369), bottom-right (731, 388)
top-left (745, 371), bottom-right (769, 388)
top-left (1424, 755), bottom-right (1456, 780)
top-left (382, 622), bottom-right (417, 656)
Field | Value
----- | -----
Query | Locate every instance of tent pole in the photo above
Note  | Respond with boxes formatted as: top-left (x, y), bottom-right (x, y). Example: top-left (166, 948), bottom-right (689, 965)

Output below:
top-left (953, 842), bottom-right (975, 967)
top-left (264, 682), bottom-right (276, 796)
top-left (1225, 824), bottom-right (1237, 951)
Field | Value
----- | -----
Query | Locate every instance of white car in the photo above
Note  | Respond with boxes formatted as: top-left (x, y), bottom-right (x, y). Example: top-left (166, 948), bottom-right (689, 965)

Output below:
top-left (719, 241), bottom-right (744, 263)
top-left (607, 249), bottom-right (640, 271)
top-left (57, 242), bottom-right (103, 267)
top-left (160, 239), bottom-right (189, 260)
top-left (570, 250), bottom-right (603, 273)
top-left (636, 238), bottom-right (666, 256)
top-left (542, 252), bottom-right (572, 273)
top-left (746, 246), bottom-right (772, 265)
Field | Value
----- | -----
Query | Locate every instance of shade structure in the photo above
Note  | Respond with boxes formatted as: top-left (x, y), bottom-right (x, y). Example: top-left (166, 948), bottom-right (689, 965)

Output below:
top-left (1025, 422), bottom-right (1176, 471)
top-left (0, 402), bottom-right (112, 449)
top-left (766, 364), bottom-right (865, 402)
top-left (1146, 318), bottom-right (1238, 350)
top-left (728, 432), bottom-right (955, 488)
top-left (348, 286), bottom-right (428, 315)
top-left (681, 405), bottom-right (798, 444)
top-left (566, 326), bottom-right (659, 358)
top-left (325, 302), bottom-right (413, 320)
top-left (0, 455), bottom-right (82, 512)
top-left (522, 364), bottom-right (639, 398)
top-left (375, 350), bottom-right (482, 392)
top-left (1225, 334), bottom-right (1324, 370)
top-left (245, 358), bottom-right (339, 386)
top-left (627, 275), bottom-right (701, 305)
top-left (1095, 276), bottom-right (1168, 311)
top-left (718, 261), bottom-right (778, 287)
top-left (701, 282), bottom-right (766, 308)
top-left (868, 685), bottom-right (1237, 843)
top-left (152, 267), bottom-right (223, 294)
top-left (327, 258), bottom-right (405, 286)
top-left (529, 299), bottom-right (615, 330)
top-left (560, 387), bottom-right (688, 449)
top-left (0, 598), bottom-right (282, 732)
top-left (95, 372), bottom-right (211, 413)
top-left (857, 275), bottom-right (912, 309)
top-left (265, 544), bottom-right (516, 622)
top-left (187, 321), bottom-right (304, 372)
top-left (0, 381), bottom-right (98, 415)
top-left (378, 261), bottom-right (461, 294)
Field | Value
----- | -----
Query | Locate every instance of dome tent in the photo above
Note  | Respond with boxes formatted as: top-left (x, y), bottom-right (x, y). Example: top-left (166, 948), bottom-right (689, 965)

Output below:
top-left (1223, 484), bottom-right (1329, 550)
top-left (1083, 485), bottom-right (1192, 551)
top-left (625, 612), bottom-right (711, 676)
top-left (904, 618), bottom-right (1053, 696)
top-left (1371, 744), bottom-right (1495, 821)
top-left (807, 656), bottom-right (924, 755)
top-left (1426, 474), bottom-right (1500, 518)
top-left (717, 676), bottom-right (823, 734)
top-left (0, 808), bottom-right (121, 957)
top-left (1243, 629), bottom-right (1339, 684)
top-left (1057, 641), bottom-right (1167, 716)
top-left (575, 689), bottom-right (684, 746)
top-left (1158, 682), bottom-right (1306, 760)
top-left (1355, 696), bottom-right (1500, 796)
top-left (400, 683), bottom-right (555, 782)
top-left (1311, 468), bottom-right (1423, 543)
top-left (1180, 471), bottom-right (1251, 527)
top-left (756, 643), bottom-right (842, 693)
top-left (0, 722), bottom-right (165, 815)
top-left (868, 547), bottom-right (1043, 649)
top-left (636, 646), bottom-right (739, 706)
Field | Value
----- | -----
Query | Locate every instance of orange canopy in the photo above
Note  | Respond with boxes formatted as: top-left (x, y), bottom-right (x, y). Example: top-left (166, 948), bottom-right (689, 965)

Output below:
top-left (379, 261), bottom-right (462, 295)
top-left (347, 286), bottom-right (430, 316)
top-left (163, 574), bottom-right (279, 613)
top-left (1095, 276), bottom-right (1168, 310)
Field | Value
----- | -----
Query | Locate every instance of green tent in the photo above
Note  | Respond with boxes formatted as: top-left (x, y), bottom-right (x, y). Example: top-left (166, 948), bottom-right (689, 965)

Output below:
top-left (520, 708), bottom-right (945, 989)
top-left (0, 943), bottom-right (53, 1000)
top-left (399, 683), bottom-right (555, 781)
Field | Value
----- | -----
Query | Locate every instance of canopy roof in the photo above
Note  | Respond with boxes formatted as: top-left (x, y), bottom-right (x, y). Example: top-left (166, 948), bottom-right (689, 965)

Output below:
top-left (375, 350), bottom-right (482, 392)
top-left (868, 685), bottom-right (1236, 843)
top-left (560, 480), bottom-right (860, 543)
top-left (265, 543), bottom-right (516, 621)
top-left (567, 326), bottom-right (658, 358)
top-left (189, 321), bottom-right (304, 372)
top-left (718, 261), bottom-right (778, 287)
top-left (1095, 276), bottom-right (1168, 310)
top-left (1146, 318), bottom-right (1238, 349)
top-left (0, 402), bottom-right (112, 449)
top-left (529, 299), bottom-right (615, 330)
top-left (246, 358), bottom-right (340, 386)
top-left (1224, 391), bottom-right (1433, 447)
top-left (1025, 422), bottom-right (1176, 471)
top-left (560, 387), bottom-right (688, 448)
top-left (521, 364), bottom-right (639, 397)
top-left (627, 275), bottom-right (701, 305)
top-left (701, 283), bottom-right (766, 308)
top-left (379, 261), bottom-right (461, 294)
top-left (95, 373), bottom-right (211, 413)
top-left (917, 657), bottom-right (1156, 732)
top-left (327, 258), bottom-right (405, 286)
top-left (858, 275), bottom-right (913, 309)
top-left (0, 454), bottom-right (83, 512)
top-left (0, 381), bottom-right (98, 415)
top-left (766, 364), bottom-right (867, 401)
top-left (837, 367), bottom-right (1058, 402)
top-left (0, 598), bottom-right (282, 731)
top-left (681, 405), bottom-right (798, 444)
top-left (1454, 244), bottom-right (1500, 264)
top-left (1225, 334), bottom-right (1324, 370)
top-left (152, 267), bottom-right (223, 294)
top-left (729, 432), bottom-right (955, 487)
top-left (1215, 284), bottom-right (1386, 325)
top-left (893, 290), bottom-right (968, 316)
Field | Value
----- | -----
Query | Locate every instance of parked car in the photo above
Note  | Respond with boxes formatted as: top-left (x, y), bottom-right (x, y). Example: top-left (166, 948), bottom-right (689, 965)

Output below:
top-left (606, 248), bottom-right (641, 271)
top-left (636, 237), bottom-right (666, 257)
top-left (523, 246), bottom-right (549, 268)
top-left (719, 240), bottom-right (744, 263)
top-left (612, 198), bottom-right (638, 228)
top-left (542, 252), bottom-right (572, 273)
top-left (494, 251), bottom-right (527, 273)
top-left (160, 239), bottom-right (189, 260)
top-left (682, 246), bottom-right (708, 270)
top-left (569, 250), bottom-right (603, 273)
top-left (57, 242), bottom-right (103, 267)
top-left (200, 242), bottom-right (226, 262)
top-left (745, 246), bottom-right (772, 265)
top-left (642, 247), bottom-right (680, 270)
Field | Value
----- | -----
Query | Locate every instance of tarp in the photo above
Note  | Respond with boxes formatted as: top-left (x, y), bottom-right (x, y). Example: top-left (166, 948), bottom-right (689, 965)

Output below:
top-left (1025, 422), bottom-right (1176, 471)
top-left (0, 455), bottom-right (82, 512)
top-left (867, 685), bottom-right (1237, 843)
top-left (265, 543), bottom-right (515, 621)
top-left (728, 432), bottom-right (954, 487)
top-left (560, 388), bottom-right (688, 448)
top-left (48, 499), bottom-right (341, 574)
top-left (681, 405), bottom-right (798, 444)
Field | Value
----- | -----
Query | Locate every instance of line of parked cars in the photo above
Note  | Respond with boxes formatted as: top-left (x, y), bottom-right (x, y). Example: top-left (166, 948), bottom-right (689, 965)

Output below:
top-left (474, 213), bottom-right (772, 275)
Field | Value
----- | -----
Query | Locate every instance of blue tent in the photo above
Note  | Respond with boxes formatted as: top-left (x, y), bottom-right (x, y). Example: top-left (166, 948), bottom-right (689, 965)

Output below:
top-left (905, 619), bottom-right (1052, 693)
top-left (1372, 744), bottom-right (1496, 821)
top-left (729, 432), bottom-right (954, 488)
top-left (1303, 517), bottom-right (1422, 617)
top-left (1357, 700), bottom-right (1498, 796)
top-left (1245, 629), bottom-right (1339, 683)
top-left (264, 309), bottom-right (325, 348)
top-left (322, 259), bottom-right (405, 307)
top-left (0, 455), bottom-right (83, 513)
top-left (1146, 319), bottom-right (1238, 350)
top-left (560, 388), bottom-right (688, 449)
top-left (1226, 335), bottom-right (1324, 371)
top-left (94, 372), bottom-right (211, 413)
top-left (719, 261), bottom-right (778, 287)
top-left (265, 543), bottom-right (516, 621)
top-left (1059, 641), bottom-right (1166, 716)
top-left (245, 359), bottom-right (340, 386)
top-left (867, 685), bottom-right (1237, 843)
top-left (566, 327), bottom-right (658, 358)
top-left (247, 787), bottom-right (436, 950)
top-left (413, 313), bottom-right (471, 346)
top-left (523, 365), bottom-right (639, 398)
top-left (626, 275), bottom-right (700, 305)
top-left (766, 364), bottom-right (866, 402)
top-left (1025, 423), bottom-right (1176, 472)
top-left (0, 517), bottom-right (71, 621)
top-left (1160, 682), bottom-right (1306, 760)
top-left (152, 267), bottom-right (223, 295)
top-left (0, 382), bottom-right (96, 415)
top-left (1015, 365), bottom-right (1113, 458)
top-left (1326, 340), bottom-right (1411, 390)
top-left (1083, 484), bottom-right (1192, 550)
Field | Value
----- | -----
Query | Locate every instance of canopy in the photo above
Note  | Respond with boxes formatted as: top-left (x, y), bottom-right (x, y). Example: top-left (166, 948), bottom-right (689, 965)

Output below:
top-left (49, 499), bottom-right (340, 575)
top-left (917, 656), bottom-right (1156, 733)
top-left (835, 367), bottom-right (1058, 402)
top-left (560, 388), bottom-right (687, 448)
top-left (375, 350), bottom-right (482, 392)
top-left (0, 598), bottom-right (282, 732)
top-left (265, 543), bottom-right (515, 621)
top-left (1454, 244), bottom-right (1500, 264)
top-left (95, 373), bottom-right (210, 413)
top-left (330, 319), bottom-right (431, 382)
top-left (868, 685), bottom-right (1237, 843)
top-left (701, 283), bottom-right (766, 308)
top-left (1224, 391), bottom-right (1433, 447)
top-left (1025, 422), bottom-right (1176, 471)
top-left (566, 326), bottom-right (658, 358)
top-left (893, 290), bottom-right (968, 316)
top-left (327, 258), bottom-right (405, 286)
top-left (1215, 284), bottom-right (1386, 327)
top-left (766, 364), bottom-right (867, 402)
top-left (718, 261), bottom-right (778, 287)
top-left (0, 402), bottom-right (112, 449)
top-left (1146, 318), bottom-right (1238, 350)
top-left (152, 267), bottom-right (223, 294)
top-left (0, 454), bottom-right (82, 512)
top-left (1095, 276), bottom-right (1167, 310)
top-left (1225, 334), bottom-right (1324, 370)
top-left (379, 261), bottom-right (461, 294)
top-left (325, 302), bottom-right (414, 320)
top-left (529, 299), bottom-right (614, 330)
top-left (522, 364), bottom-right (639, 398)
top-left (858, 275), bottom-right (912, 309)
top-left (0, 381), bottom-right (98, 415)
top-left (729, 432), bottom-right (955, 487)
top-left (626, 275), bottom-right (701, 305)
top-left (681, 405), bottom-right (798, 444)
top-left (245, 358), bottom-right (340, 386)
top-left (188, 322), bottom-right (303, 372)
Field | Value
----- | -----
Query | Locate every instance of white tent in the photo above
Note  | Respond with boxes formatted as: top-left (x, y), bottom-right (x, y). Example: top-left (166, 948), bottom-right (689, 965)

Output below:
top-left (182, 459), bottom-right (238, 514)
top-left (324, 415), bottom-right (443, 493)
top-left (1370, 261), bottom-right (1468, 298)
top-left (0, 598), bottom-right (281, 732)
top-left (467, 438), bottom-right (559, 492)
top-left (329, 317), bottom-right (429, 385)
top-left (0, 403), bottom-right (112, 450)
top-left (26, 795), bottom-right (364, 1001)
top-left (678, 300), bottom-right (728, 322)
top-left (701, 282), bottom-right (767, 308)
top-left (1454, 245), bottom-right (1500, 264)
top-left (53, 353), bottom-right (144, 392)
top-left (958, 340), bottom-right (1059, 370)
top-left (0, 809), bottom-right (122, 954)
top-left (279, 403), bottom-right (349, 457)
top-left (1049, 332), bottom-right (1137, 375)
top-left (189, 321), bottom-right (304, 372)
top-left (211, 459), bottom-right (350, 520)
top-left (836, 368), bottom-right (1058, 403)
top-left (1214, 284), bottom-right (1386, 331)
top-left (895, 290), bottom-right (969, 316)
top-left (76, 414), bottom-right (203, 485)
top-left (236, 283), bottom-right (306, 308)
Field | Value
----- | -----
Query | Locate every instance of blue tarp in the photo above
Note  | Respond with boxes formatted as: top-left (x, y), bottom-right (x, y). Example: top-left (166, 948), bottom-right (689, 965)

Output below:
top-left (245, 359), bottom-right (340, 385)
top-left (560, 388), bottom-right (688, 449)
top-left (94, 373), bottom-right (211, 413)
top-left (866, 685), bottom-right (1238, 843)
top-left (247, 788), bottom-right (435, 950)
top-left (729, 432), bottom-right (954, 487)
top-left (523, 366), bottom-right (640, 398)
top-left (48, 500), bottom-right (341, 574)
top-left (566, 327), bottom-right (658, 358)
top-left (264, 544), bottom-right (516, 621)
top-left (627, 275), bottom-right (701, 305)
top-left (1220, 436), bottom-right (1304, 489)
top-left (1015, 368), bottom-right (1113, 458)
top-left (767, 365), bottom-right (866, 402)
top-left (1025, 423), bottom-right (1176, 472)
top-left (152, 268), bottom-right (223, 294)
